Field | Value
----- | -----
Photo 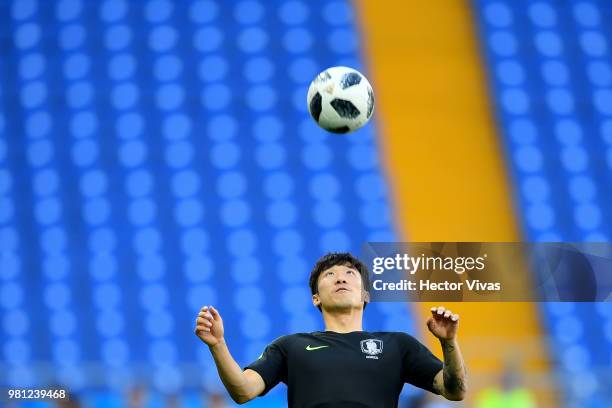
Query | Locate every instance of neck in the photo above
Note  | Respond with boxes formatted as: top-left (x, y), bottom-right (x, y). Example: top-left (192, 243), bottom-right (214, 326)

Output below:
top-left (321, 307), bottom-right (363, 333)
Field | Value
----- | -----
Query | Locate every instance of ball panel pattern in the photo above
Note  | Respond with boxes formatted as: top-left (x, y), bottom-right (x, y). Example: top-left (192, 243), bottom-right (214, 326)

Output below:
top-left (328, 126), bottom-right (351, 134)
top-left (309, 91), bottom-right (323, 122)
top-left (340, 72), bottom-right (362, 89)
top-left (366, 87), bottom-right (374, 118)
top-left (330, 98), bottom-right (360, 119)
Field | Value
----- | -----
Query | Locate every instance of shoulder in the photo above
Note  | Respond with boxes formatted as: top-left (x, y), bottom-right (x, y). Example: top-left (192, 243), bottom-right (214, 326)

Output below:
top-left (268, 334), bottom-right (292, 347)
top-left (369, 331), bottom-right (415, 340)
top-left (269, 333), bottom-right (312, 348)
top-left (372, 332), bottom-right (424, 348)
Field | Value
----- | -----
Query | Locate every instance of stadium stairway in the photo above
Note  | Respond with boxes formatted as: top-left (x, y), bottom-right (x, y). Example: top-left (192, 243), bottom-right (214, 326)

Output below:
top-left (356, 1), bottom-right (558, 406)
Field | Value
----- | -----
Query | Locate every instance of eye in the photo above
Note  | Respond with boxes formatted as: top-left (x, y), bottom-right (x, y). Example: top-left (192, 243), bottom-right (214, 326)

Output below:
top-left (346, 270), bottom-right (354, 274)
top-left (326, 271), bottom-right (334, 276)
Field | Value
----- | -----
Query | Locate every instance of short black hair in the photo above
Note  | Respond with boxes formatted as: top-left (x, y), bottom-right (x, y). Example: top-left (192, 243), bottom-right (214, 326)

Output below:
top-left (309, 252), bottom-right (370, 311)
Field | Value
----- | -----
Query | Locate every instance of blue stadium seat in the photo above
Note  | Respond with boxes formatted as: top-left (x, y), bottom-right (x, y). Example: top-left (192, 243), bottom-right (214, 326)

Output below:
top-left (474, 1), bottom-right (612, 406)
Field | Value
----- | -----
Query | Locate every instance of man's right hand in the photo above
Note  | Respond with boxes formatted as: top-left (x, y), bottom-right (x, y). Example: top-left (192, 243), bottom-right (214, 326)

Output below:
top-left (194, 305), bottom-right (265, 404)
top-left (195, 305), bottom-right (224, 347)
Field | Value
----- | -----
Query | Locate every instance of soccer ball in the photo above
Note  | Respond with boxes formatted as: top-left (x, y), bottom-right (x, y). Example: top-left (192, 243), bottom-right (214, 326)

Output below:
top-left (306, 66), bottom-right (374, 134)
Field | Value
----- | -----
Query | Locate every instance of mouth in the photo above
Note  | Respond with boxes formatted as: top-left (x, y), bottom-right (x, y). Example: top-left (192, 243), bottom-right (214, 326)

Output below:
top-left (335, 287), bottom-right (350, 293)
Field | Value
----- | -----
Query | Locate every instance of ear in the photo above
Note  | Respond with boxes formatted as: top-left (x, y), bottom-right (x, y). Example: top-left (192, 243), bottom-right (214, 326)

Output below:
top-left (362, 290), bottom-right (371, 304)
top-left (312, 293), bottom-right (321, 308)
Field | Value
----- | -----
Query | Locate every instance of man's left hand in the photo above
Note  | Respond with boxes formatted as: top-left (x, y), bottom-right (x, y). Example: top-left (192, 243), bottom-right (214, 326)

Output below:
top-left (426, 306), bottom-right (459, 341)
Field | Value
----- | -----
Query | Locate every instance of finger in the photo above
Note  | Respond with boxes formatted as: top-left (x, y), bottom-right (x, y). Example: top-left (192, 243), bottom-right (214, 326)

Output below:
top-left (451, 313), bottom-right (459, 322)
top-left (196, 325), bottom-right (210, 332)
top-left (432, 306), bottom-right (445, 319)
top-left (198, 312), bottom-right (213, 320)
top-left (201, 306), bottom-right (209, 312)
top-left (209, 306), bottom-right (221, 320)
top-left (426, 317), bottom-right (435, 331)
top-left (444, 310), bottom-right (452, 319)
top-left (196, 317), bottom-right (212, 326)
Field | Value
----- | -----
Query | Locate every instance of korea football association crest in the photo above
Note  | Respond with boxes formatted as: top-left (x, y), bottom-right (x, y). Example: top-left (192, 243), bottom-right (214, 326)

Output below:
top-left (360, 339), bottom-right (383, 359)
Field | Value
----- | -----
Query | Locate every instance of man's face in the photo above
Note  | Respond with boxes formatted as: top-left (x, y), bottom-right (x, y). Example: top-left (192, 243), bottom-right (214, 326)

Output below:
top-left (312, 263), bottom-right (368, 312)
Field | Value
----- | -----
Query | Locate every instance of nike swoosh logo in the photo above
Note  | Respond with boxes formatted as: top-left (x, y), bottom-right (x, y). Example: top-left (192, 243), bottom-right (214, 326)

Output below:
top-left (306, 345), bottom-right (329, 351)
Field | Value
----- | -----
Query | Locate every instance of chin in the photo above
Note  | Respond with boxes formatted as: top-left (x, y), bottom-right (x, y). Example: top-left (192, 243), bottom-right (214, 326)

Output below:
top-left (328, 301), bottom-right (359, 310)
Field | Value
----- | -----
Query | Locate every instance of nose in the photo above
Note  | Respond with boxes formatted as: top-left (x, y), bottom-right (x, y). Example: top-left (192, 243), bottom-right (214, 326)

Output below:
top-left (335, 276), bottom-right (347, 284)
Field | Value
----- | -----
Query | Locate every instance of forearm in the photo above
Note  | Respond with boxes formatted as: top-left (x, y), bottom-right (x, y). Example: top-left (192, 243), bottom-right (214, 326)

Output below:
top-left (440, 338), bottom-right (467, 400)
top-left (209, 340), bottom-right (252, 402)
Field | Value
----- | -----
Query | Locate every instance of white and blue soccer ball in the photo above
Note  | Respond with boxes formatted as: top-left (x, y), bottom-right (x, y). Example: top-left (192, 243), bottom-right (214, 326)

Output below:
top-left (306, 66), bottom-right (375, 134)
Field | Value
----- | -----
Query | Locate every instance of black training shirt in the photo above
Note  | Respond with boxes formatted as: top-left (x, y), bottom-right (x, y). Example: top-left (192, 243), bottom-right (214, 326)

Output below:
top-left (245, 331), bottom-right (443, 408)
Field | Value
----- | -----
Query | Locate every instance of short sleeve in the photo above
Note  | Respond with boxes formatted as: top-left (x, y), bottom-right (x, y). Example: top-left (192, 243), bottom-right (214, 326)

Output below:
top-left (400, 334), bottom-right (443, 394)
top-left (244, 337), bottom-right (287, 396)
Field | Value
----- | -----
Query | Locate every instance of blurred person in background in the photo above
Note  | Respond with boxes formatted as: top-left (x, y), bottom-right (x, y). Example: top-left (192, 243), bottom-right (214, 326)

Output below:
top-left (206, 390), bottom-right (231, 408)
top-left (164, 392), bottom-right (181, 408)
top-left (475, 360), bottom-right (535, 408)
top-left (195, 252), bottom-right (467, 406)
top-left (126, 383), bottom-right (148, 408)
top-left (404, 392), bottom-right (458, 408)
top-left (54, 395), bottom-right (82, 408)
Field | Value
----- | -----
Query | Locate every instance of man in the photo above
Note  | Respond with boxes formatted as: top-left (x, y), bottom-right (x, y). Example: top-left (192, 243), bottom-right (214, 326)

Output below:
top-left (195, 253), bottom-right (467, 407)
